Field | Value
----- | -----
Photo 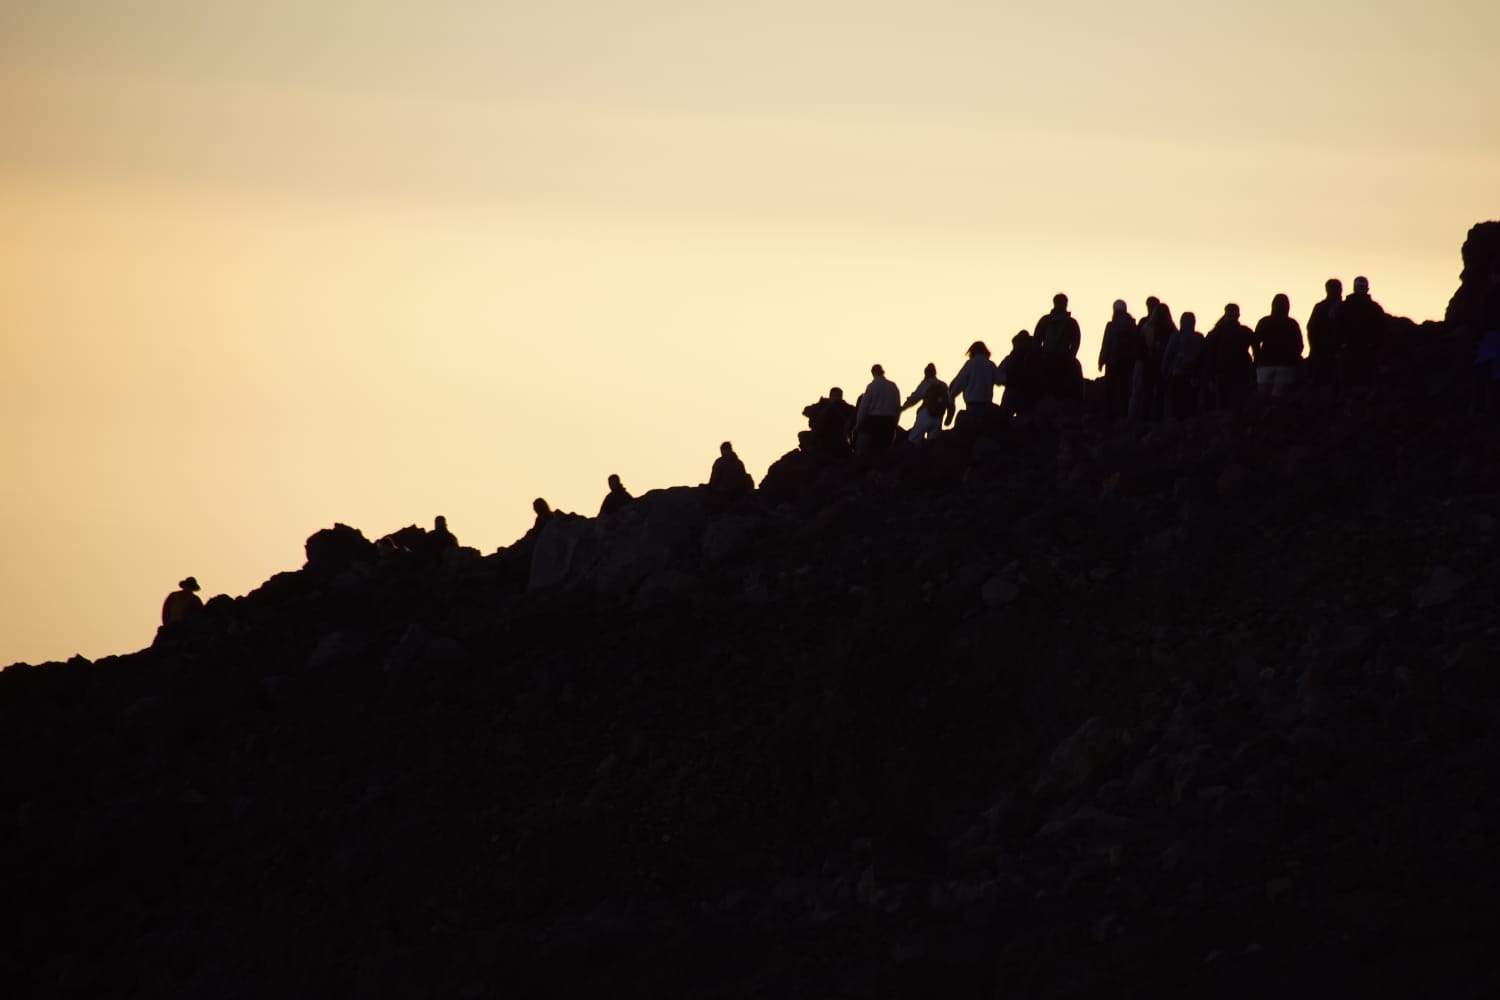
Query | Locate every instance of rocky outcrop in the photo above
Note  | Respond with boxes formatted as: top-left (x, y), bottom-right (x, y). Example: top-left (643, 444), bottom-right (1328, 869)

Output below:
top-left (1444, 219), bottom-right (1500, 332)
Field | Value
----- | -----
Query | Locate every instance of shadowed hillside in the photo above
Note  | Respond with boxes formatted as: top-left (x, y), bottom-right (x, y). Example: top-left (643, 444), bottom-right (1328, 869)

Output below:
top-left (4, 225), bottom-right (1500, 998)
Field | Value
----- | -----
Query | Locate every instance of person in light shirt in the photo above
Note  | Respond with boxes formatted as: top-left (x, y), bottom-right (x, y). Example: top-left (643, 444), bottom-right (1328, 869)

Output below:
top-left (853, 363), bottom-right (901, 451)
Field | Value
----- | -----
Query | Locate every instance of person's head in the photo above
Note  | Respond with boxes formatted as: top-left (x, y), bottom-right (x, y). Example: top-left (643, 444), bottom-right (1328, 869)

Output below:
top-left (1181, 311), bottom-right (1196, 334)
top-left (607, 474), bottom-right (621, 489)
top-left (434, 515), bottom-right (448, 531)
top-left (1271, 293), bottom-right (1290, 317)
top-left (720, 441), bottom-right (734, 456)
top-left (923, 362), bottom-right (937, 378)
top-left (1325, 277), bottom-right (1343, 298)
top-left (1224, 303), bottom-right (1241, 320)
top-left (871, 363), bottom-right (884, 378)
top-left (1013, 330), bottom-right (1031, 347)
top-left (967, 340), bottom-right (991, 358)
top-left (1113, 298), bottom-right (1128, 314)
top-left (1053, 292), bottom-right (1068, 310)
top-left (829, 387), bottom-right (843, 401)
top-left (1146, 296), bottom-right (1160, 314)
top-left (533, 497), bottom-right (551, 516)
top-left (1154, 302), bottom-right (1173, 326)
top-left (180, 576), bottom-right (199, 592)
top-left (1353, 275), bottom-right (1369, 294)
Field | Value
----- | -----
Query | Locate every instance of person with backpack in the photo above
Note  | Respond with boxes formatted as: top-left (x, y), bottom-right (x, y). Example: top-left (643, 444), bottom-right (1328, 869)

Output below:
top-left (900, 363), bottom-right (950, 443)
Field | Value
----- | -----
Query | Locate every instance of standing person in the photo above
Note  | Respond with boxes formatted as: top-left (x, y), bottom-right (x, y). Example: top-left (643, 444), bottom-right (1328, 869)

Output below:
top-left (1204, 303), bottom-right (1254, 412)
top-left (1338, 275), bottom-right (1387, 388)
top-left (1306, 278), bottom-right (1343, 388)
top-left (1034, 293), bottom-right (1083, 399)
top-left (900, 363), bottom-right (950, 444)
top-left (1161, 310), bottom-right (1205, 419)
top-left (598, 474), bottom-right (633, 516)
top-left (1034, 293), bottom-right (1082, 357)
top-left (853, 364), bottom-right (901, 451)
top-left (161, 577), bottom-right (203, 626)
top-left (1252, 293), bottom-right (1304, 397)
top-left (947, 341), bottom-right (1001, 428)
top-left (1098, 299), bottom-right (1140, 421)
top-left (998, 331), bottom-right (1041, 416)
top-left (1136, 301), bottom-right (1176, 420)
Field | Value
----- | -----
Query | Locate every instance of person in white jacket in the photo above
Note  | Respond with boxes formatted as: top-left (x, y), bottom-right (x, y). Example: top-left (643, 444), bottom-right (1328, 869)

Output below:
top-left (854, 364), bottom-right (901, 451)
top-left (947, 341), bottom-right (1000, 427)
top-left (900, 363), bottom-right (950, 443)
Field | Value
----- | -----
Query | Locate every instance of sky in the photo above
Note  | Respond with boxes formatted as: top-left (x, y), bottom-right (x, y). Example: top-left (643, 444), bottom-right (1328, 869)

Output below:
top-left (2, 0), bottom-right (1497, 665)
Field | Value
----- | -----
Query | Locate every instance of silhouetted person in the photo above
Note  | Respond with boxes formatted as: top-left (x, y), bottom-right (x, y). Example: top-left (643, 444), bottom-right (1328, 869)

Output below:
top-left (1134, 301), bottom-right (1175, 420)
top-left (1306, 278), bottom-right (1343, 387)
top-left (948, 341), bottom-right (1001, 428)
top-left (532, 498), bottom-right (554, 528)
top-left (599, 474), bottom-right (633, 516)
top-left (1252, 293), bottom-right (1304, 397)
top-left (1204, 303), bottom-right (1254, 412)
top-left (1098, 299), bottom-right (1140, 420)
top-left (801, 386), bottom-right (855, 455)
top-left (1034, 293), bottom-right (1084, 400)
top-left (1034, 293), bottom-right (1082, 357)
top-left (1161, 310), bottom-right (1205, 418)
top-left (900, 363), bottom-right (949, 443)
top-left (1337, 275), bottom-right (1387, 388)
top-left (430, 515), bottom-right (458, 550)
top-left (710, 441), bottom-right (754, 495)
top-left (161, 576), bottom-right (203, 626)
top-left (853, 364), bottom-right (900, 452)
top-left (998, 330), bottom-right (1041, 417)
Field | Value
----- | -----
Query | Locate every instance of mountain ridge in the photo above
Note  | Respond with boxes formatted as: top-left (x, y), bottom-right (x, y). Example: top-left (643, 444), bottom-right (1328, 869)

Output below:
top-left (4, 225), bottom-right (1500, 997)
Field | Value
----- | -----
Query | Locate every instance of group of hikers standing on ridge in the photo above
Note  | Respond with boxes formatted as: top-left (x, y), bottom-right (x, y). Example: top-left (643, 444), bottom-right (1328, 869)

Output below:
top-left (162, 264), bottom-right (1500, 635)
top-left (802, 279), bottom-right (1400, 454)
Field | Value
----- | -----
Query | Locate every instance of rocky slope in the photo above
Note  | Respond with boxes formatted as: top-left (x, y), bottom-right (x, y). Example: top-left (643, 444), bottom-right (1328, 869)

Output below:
top-left (4, 246), bottom-right (1499, 998)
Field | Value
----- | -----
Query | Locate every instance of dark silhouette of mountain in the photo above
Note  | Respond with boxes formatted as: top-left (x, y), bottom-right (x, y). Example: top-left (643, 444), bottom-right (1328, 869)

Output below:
top-left (4, 231), bottom-right (1500, 998)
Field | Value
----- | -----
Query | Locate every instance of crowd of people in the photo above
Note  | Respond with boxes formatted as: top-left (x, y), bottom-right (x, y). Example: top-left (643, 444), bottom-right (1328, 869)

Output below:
top-left (159, 266), bottom-right (1500, 631)
top-left (800, 279), bottom-right (1409, 454)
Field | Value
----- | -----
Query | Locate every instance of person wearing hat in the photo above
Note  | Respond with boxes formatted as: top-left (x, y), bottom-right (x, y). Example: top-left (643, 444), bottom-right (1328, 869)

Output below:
top-left (1337, 275), bottom-right (1387, 388)
top-left (161, 576), bottom-right (203, 626)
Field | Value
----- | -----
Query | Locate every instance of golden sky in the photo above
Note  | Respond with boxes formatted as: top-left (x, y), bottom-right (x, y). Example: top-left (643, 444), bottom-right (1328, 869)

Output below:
top-left (2, 1), bottom-right (1497, 664)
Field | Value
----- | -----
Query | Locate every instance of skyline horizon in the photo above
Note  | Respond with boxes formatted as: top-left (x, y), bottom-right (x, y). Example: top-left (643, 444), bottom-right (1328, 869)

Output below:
top-left (3, 237), bottom-right (1473, 669)
top-left (4, 0), bottom-right (1496, 666)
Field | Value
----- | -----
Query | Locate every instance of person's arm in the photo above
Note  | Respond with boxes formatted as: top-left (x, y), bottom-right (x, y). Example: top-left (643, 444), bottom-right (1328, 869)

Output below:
top-left (900, 379), bottom-right (927, 411)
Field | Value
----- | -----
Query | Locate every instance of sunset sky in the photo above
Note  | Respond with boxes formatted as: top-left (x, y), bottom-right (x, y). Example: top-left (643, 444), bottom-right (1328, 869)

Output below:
top-left (3, 0), bottom-right (1497, 665)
